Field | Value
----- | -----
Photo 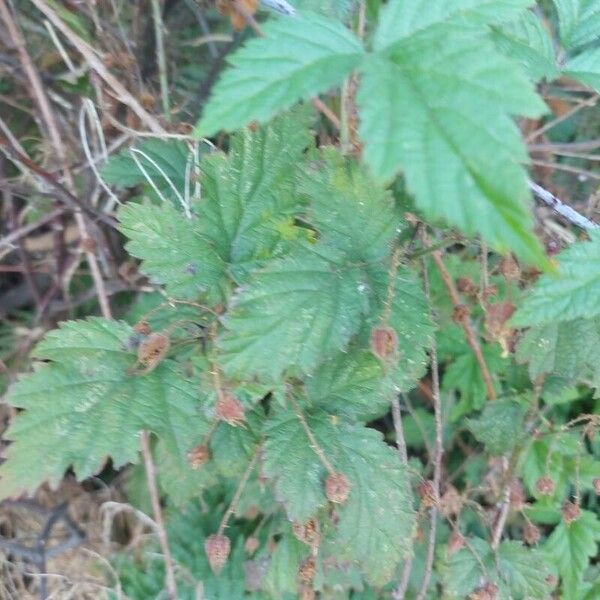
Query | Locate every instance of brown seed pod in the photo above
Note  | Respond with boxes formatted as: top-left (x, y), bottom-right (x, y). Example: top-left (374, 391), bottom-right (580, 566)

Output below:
top-left (417, 480), bottom-right (437, 508)
top-left (452, 303), bottom-right (470, 324)
top-left (325, 472), bottom-right (351, 504)
top-left (484, 301), bottom-right (515, 341)
top-left (298, 556), bottom-right (316, 584)
top-left (205, 533), bottom-right (231, 575)
top-left (187, 444), bottom-right (210, 469)
top-left (215, 392), bottom-right (246, 426)
top-left (535, 476), bottom-right (555, 496)
top-left (370, 326), bottom-right (398, 360)
top-left (457, 276), bottom-right (477, 296)
top-left (136, 332), bottom-right (170, 373)
top-left (523, 522), bottom-right (541, 545)
top-left (292, 518), bottom-right (320, 547)
top-left (562, 501), bottom-right (581, 524)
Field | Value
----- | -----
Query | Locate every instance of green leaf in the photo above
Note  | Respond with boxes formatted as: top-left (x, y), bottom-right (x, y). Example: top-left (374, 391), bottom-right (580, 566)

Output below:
top-left (263, 410), bottom-right (414, 585)
top-left (545, 511), bottom-right (600, 597)
top-left (306, 348), bottom-right (388, 421)
top-left (119, 201), bottom-right (225, 299)
top-left (553, 0), bottom-right (600, 49)
top-left (357, 34), bottom-right (547, 264)
top-left (195, 12), bottom-right (364, 136)
top-left (467, 399), bottom-right (526, 455)
top-left (102, 139), bottom-right (193, 204)
top-left (373, 0), bottom-right (532, 51)
top-left (0, 319), bottom-right (206, 498)
top-left (492, 10), bottom-right (559, 80)
top-left (300, 148), bottom-right (401, 262)
top-left (516, 317), bottom-right (600, 385)
top-left (197, 110), bottom-right (313, 283)
top-left (564, 48), bottom-right (600, 92)
top-left (442, 537), bottom-right (553, 599)
top-left (218, 243), bottom-right (370, 379)
top-left (512, 231), bottom-right (600, 326)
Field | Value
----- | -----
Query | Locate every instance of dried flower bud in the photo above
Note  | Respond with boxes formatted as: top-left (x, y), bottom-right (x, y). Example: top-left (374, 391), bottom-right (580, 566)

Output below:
top-left (562, 501), bottom-right (581, 524)
top-left (137, 332), bottom-right (170, 373)
top-left (417, 480), bottom-right (437, 508)
top-left (370, 326), bottom-right (398, 360)
top-left (469, 582), bottom-right (498, 600)
top-left (133, 320), bottom-right (152, 336)
top-left (244, 536), bottom-right (259, 555)
top-left (215, 393), bottom-right (245, 426)
top-left (457, 277), bottom-right (477, 296)
top-left (292, 518), bottom-right (320, 547)
top-left (593, 478), bottom-right (600, 495)
top-left (448, 530), bottom-right (465, 555)
top-left (535, 476), bottom-right (555, 496)
top-left (452, 303), bottom-right (470, 324)
top-left (440, 485), bottom-right (463, 517)
top-left (523, 522), bottom-right (541, 545)
top-left (325, 472), bottom-right (351, 504)
top-left (482, 285), bottom-right (498, 300)
top-left (298, 556), bottom-right (316, 584)
top-left (187, 444), bottom-right (210, 469)
top-left (484, 301), bottom-right (515, 340)
top-left (205, 533), bottom-right (230, 574)
top-left (499, 256), bottom-right (521, 281)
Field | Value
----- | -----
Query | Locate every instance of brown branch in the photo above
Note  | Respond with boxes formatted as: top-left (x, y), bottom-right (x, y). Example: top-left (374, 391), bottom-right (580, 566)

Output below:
top-left (420, 228), bottom-right (496, 400)
top-left (140, 431), bottom-right (178, 600)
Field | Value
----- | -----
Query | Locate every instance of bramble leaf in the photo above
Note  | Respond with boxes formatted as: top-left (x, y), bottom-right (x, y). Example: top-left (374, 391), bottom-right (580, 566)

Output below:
top-left (553, 0), bottom-right (600, 49)
top-left (195, 12), bottom-right (364, 136)
top-left (467, 399), bottom-right (526, 455)
top-left (564, 47), bottom-right (600, 93)
top-left (0, 318), bottom-right (206, 498)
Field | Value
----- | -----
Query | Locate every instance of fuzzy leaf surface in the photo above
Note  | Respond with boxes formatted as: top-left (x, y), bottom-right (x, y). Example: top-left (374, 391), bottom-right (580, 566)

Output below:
top-left (0, 319), bottom-right (204, 498)
top-left (467, 399), bottom-right (526, 455)
top-left (195, 13), bottom-right (364, 136)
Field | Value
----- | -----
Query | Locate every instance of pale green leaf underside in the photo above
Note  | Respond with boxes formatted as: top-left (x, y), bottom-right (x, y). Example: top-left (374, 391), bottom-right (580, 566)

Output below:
top-left (358, 32), bottom-right (547, 265)
top-left (119, 202), bottom-right (224, 299)
top-left (564, 47), bottom-right (600, 93)
top-left (195, 12), bottom-right (364, 136)
top-left (374, 0), bottom-right (533, 51)
top-left (554, 0), bottom-right (600, 49)
top-left (0, 319), bottom-right (204, 498)
top-left (512, 231), bottom-right (600, 325)
top-left (263, 410), bottom-right (414, 585)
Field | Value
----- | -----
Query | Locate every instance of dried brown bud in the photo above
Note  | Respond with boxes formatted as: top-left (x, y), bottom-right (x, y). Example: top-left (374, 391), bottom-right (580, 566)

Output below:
top-left (417, 480), bottom-right (437, 508)
top-left (325, 472), bottom-right (351, 504)
top-left (522, 522), bottom-right (541, 545)
top-left (244, 536), bottom-right (259, 555)
top-left (440, 485), bottom-right (463, 517)
top-left (133, 320), bottom-right (152, 336)
top-left (593, 478), bottom-right (600, 495)
top-left (205, 533), bottom-right (230, 574)
top-left (562, 501), bottom-right (581, 524)
top-left (484, 301), bottom-right (515, 340)
top-left (499, 256), bottom-right (521, 281)
top-left (469, 582), bottom-right (498, 600)
top-left (457, 276), bottom-right (477, 296)
top-left (452, 303), bottom-right (470, 324)
top-left (535, 476), bottom-right (555, 496)
top-left (292, 518), bottom-right (320, 547)
top-left (137, 332), bottom-right (170, 373)
top-left (447, 530), bottom-right (465, 555)
top-left (298, 556), bottom-right (316, 584)
top-left (370, 326), bottom-right (398, 360)
top-left (215, 392), bottom-right (246, 426)
top-left (187, 444), bottom-right (210, 469)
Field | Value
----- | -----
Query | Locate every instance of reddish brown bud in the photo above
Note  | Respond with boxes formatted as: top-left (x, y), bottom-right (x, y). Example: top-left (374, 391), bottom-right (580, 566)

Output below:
top-left (499, 256), bottom-right (521, 282)
top-left (484, 301), bottom-right (515, 340)
top-left (133, 320), bottom-right (152, 336)
top-left (325, 472), bottom-right (351, 504)
top-left (523, 522), bottom-right (541, 545)
top-left (457, 277), bottom-right (477, 296)
top-left (448, 530), bottom-right (465, 555)
top-left (482, 285), bottom-right (498, 300)
top-left (417, 480), bottom-right (437, 508)
top-left (137, 332), bottom-right (170, 373)
top-left (292, 518), bottom-right (320, 547)
top-left (298, 556), bottom-right (316, 584)
top-left (452, 303), bottom-right (470, 324)
top-left (545, 574), bottom-right (558, 588)
top-left (187, 444), bottom-right (210, 469)
top-left (244, 536), bottom-right (259, 555)
top-left (215, 393), bottom-right (246, 426)
top-left (440, 485), bottom-right (463, 517)
top-left (205, 533), bottom-right (230, 574)
top-left (535, 476), bottom-right (555, 496)
top-left (562, 501), bottom-right (581, 524)
top-left (370, 326), bottom-right (398, 360)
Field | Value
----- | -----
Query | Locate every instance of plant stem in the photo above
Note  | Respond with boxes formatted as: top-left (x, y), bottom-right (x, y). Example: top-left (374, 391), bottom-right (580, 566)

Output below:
top-left (140, 431), bottom-right (178, 600)
top-left (151, 0), bottom-right (170, 119)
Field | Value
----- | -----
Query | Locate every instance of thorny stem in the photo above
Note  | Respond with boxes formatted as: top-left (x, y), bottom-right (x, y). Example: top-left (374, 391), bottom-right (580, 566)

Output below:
top-left (415, 254), bottom-right (443, 600)
top-left (420, 227), bottom-right (496, 400)
top-left (140, 432), bottom-right (178, 600)
top-left (290, 396), bottom-right (336, 475)
top-left (218, 445), bottom-right (261, 535)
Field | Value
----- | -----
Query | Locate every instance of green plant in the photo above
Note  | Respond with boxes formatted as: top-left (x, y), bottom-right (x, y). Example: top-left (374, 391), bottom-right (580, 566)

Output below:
top-left (2, 1), bottom-right (600, 598)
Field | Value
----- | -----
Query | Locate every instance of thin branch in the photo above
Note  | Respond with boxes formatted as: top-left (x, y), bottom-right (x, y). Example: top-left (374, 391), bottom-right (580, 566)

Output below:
top-left (415, 254), bottom-right (443, 600)
top-left (531, 159), bottom-right (600, 181)
top-left (420, 227), bottom-right (496, 400)
top-left (140, 431), bottom-right (178, 600)
top-left (151, 0), bottom-right (170, 119)
top-left (491, 457), bottom-right (510, 550)
top-left (528, 180), bottom-right (599, 230)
